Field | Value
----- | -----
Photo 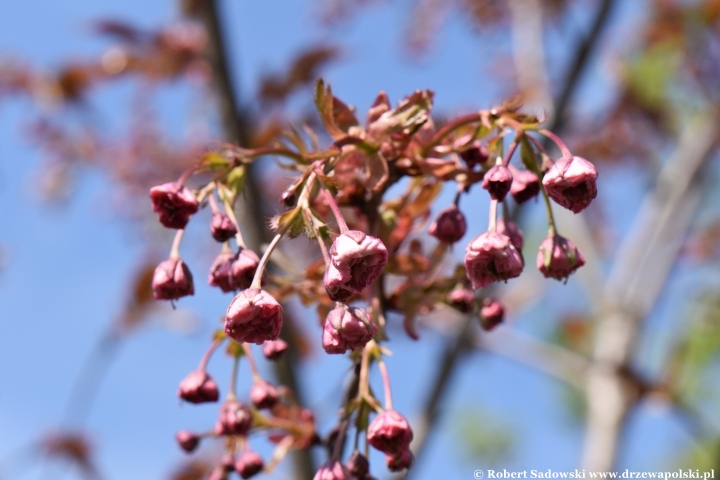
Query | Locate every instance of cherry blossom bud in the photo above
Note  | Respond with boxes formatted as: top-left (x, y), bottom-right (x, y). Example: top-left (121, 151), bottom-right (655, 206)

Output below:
top-left (149, 182), bottom-right (199, 229)
top-left (235, 451), bottom-right (264, 479)
top-left (447, 288), bottom-right (475, 313)
top-left (482, 165), bottom-right (513, 201)
top-left (542, 155), bottom-right (598, 213)
top-left (225, 288), bottom-right (283, 345)
top-left (497, 218), bottom-right (524, 250)
top-left (509, 166), bottom-right (540, 204)
top-left (464, 231), bottom-right (524, 289)
top-left (367, 410), bottom-right (414, 455)
top-left (250, 379), bottom-right (279, 409)
top-left (210, 212), bottom-right (238, 242)
top-left (324, 230), bottom-right (388, 295)
top-left (324, 269), bottom-right (354, 302)
top-left (480, 298), bottom-right (505, 331)
top-left (208, 249), bottom-right (260, 293)
top-left (175, 430), bottom-right (200, 453)
top-left (314, 460), bottom-right (351, 480)
top-left (177, 370), bottom-right (219, 404)
top-left (429, 206), bottom-right (467, 244)
top-left (152, 258), bottom-right (194, 300)
top-left (386, 448), bottom-right (414, 472)
top-left (322, 303), bottom-right (377, 354)
top-left (537, 234), bottom-right (586, 281)
top-left (459, 143), bottom-right (489, 169)
top-left (262, 339), bottom-right (288, 361)
top-left (221, 454), bottom-right (236, 472)
top-left (215, 399), bottom-right (252, 436)
top-left (346, 451), bottom-right (369, 477)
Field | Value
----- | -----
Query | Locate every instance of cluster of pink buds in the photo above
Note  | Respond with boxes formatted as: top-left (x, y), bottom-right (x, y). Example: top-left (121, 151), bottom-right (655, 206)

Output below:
top-left (147, 81), bottom-right (598, 478)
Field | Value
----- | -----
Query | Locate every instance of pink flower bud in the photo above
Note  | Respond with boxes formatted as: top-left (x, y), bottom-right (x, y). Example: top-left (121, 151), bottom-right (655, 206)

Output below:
top-left (177, 370), bottom-right (219, 404)
top-left (322, 304), bottom-right (377, 354)
top-left (210, 212), bottom-right (238, 242)
top-left (480, 298), bottom-right (505, 331)
top-left (497, 218), bottom-right (524, 250)
top-left (459, 142), bottom-right (489, 169)
top-left (208, 249), bottom-right (260, 293)
top-left (542, 155), bottom-right (598, 213)
top-left (225, 289), bottom-right (283, 345)
top-left (447, 288), bottom-right (475, 313)
top-left (314, 460), bottom-right (351, 480)
top-left (386, 448), bottom-right (414, 472)
top-left (149, 182), bottom-right (199, 229)
top-left (537, 234), bottom-right (586, 281)
top-left (235, 451), bottom-right (264, 479)
top-left (262, 339), bottom-right (288, 361)
top-left (464, 231), bottom-right (524, 289)
top-left (215, 399), bottom-right (252, 436)
top-left (482, 165), bottom-right (513, 201)
top-left (250, 379), bottom-right (279, 409)
top-left (346, 451), bottom-right (369, 477)
top-left (429, 206), bottom-right (467, 244)
top-left (175, 430), bottom-right (200, 453)
top-left (367, 410), bottom-right (414, 455)
top-left (221, 454), bottom-right (236, 472)
top-left (324, 230), bottom-right (388, 295)
top-left (152, 258), bottom-right (194, 300)
top-left (509, 166), bottom-right (540, 204)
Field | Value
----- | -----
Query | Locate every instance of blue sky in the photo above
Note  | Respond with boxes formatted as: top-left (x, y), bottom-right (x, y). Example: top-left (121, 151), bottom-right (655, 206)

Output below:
top-left (0, 1), bottom-right (701, 479)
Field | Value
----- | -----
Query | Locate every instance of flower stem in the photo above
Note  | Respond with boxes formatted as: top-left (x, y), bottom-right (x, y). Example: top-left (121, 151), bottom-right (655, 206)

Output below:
top-left (424, 112), bottom-right (484, 152)
top-left (242, 343), bottom-right (261, 382)
top-left (538, 129), bottom-right (572, 157)
top-left (488, 200), bottom-right (498, 232)
top-left (377, 359), bottom-right (393, 411)
top-left (222, 196), bottom-right (247, 249)
top-left (198, 338), bottom-right (223, 371)
top-left (228, 352), bottom-right (240, 399)
top-left (250, 228), bottom-right (285, 289)
top-left (540, 185), bottom-right (557, 236)
top-left (502, 135), bottom-right (521, 166)
top-left (169, 229), bottom-right (185, 259)
top-left (323, 189), bottom-right (349, 233)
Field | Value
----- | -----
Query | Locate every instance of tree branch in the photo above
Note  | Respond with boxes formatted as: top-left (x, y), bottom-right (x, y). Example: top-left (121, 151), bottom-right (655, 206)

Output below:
top-left (192, 2), bottom-right (316, 477)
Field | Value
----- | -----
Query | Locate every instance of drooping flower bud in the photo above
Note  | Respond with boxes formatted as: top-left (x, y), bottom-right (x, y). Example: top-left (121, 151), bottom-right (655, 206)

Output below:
top-left (208, 249), bottom-right (260, 293)
top-left (455, 135), bottom-right (489, 169)
top-left (482, 165), bottom-right (513, 201)
top-left (235, 451), bottom-right (264, 479)
top-left (346, 451), bottom-right (370, 477)
top-left (177, 370), bottom-right (219, 404)
top-left (149, 182), bottom-right (199, 229)
top-left (537, 234), bottom-right (586, 281)
top-left (324, 230), bottom-right (388, 295)
top-left (210, 212), bottom-right (238, 242)
top-left (447, 288), bottom-right (475, 313)
top-left (250, 379), bottom-right (279, 410)
top-left (262, 339), bottom-right (288, 361)
top-left (367, 410), bottom-right (414, 455)
top-left (509, 166), bottom-right (540, 204)
top-left (464, 231), bottom-right (524, 289)
top-left (221, 454), bottom-right (236, 472)
top-left (428, 206), bottom-right (467, 244)
top-left (542, 155), bottom-right (598, 213)
top-left (322, 303), bottom-right (377, 354)
top-left (497, 218), bottom-right (524, 251)
top-left (215, 399), bottom-right (252, 436)
top-left (206, 467), bottom-right (229, 480)
top-left (225, 289), bottom-right (283, 345)
top-left (314, 460), bottom-right (351, 480)
top-left (152, 258), bottom-right (194, 300)
top-left (480, 298), bottom-right (505, 331)
top-left (386, 448), bottom-right (414, 472)
top-left (175, 430), bottom-right (201, 453)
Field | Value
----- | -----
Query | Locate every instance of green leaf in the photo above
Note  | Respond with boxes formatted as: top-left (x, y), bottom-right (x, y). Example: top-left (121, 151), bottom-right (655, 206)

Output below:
top-left (314, 78), bottom-right (346, 139)
top-left (200, 151), bottom-right (230, 170)
top-left (520, 136), bottom-right (539, 173)
top-left (226, 166), bottom-right (246, 197)
top-left (271, 207), bottom-right (304, 238)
